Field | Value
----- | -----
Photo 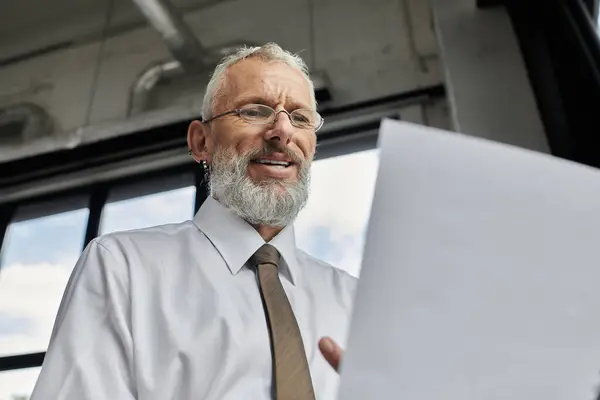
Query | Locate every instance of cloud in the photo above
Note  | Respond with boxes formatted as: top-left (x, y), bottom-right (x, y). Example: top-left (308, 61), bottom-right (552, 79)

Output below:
top-left (0, 367), bottom-right (40, 400)
top-left (0, 260), bottom-right (75, 398)
top-left (296, 225), bottom-right (368, 277)
top-left (0, 313), bottom-right (34, 336)
top-left (2, 209), bottom-right (88, 267)
top-left (295, 149), bottom-right (380, 276)
top-left (101, 186), bottom-right (196, 234)
top-left (0, 262), bottom-right (74, 356)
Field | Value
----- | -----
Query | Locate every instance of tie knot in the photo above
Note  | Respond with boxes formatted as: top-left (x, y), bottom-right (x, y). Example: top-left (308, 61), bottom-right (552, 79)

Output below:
top-left (250, 244), bottom-right (280, 267)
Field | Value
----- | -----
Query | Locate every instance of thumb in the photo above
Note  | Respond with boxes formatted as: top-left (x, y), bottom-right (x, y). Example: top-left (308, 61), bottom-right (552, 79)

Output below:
top-left (319, 336), bottom-right (343, 372)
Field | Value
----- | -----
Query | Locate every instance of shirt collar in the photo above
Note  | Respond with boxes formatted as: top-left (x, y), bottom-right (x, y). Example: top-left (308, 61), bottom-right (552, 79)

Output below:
top-left (193, 196), bottom-right (300, 285)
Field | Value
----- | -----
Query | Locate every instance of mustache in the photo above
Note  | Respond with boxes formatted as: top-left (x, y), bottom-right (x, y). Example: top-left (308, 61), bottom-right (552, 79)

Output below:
top-left (242, 141), bottom-right (305, 165)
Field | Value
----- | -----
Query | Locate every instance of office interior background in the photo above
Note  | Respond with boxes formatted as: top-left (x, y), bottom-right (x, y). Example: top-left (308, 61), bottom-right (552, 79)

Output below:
top-left (1, 0), bottom-right (600, 398)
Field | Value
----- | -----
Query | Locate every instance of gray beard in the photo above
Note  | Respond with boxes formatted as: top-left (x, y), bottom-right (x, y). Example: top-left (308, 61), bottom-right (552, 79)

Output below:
top-left (209, 142), bottom-right (311, 228)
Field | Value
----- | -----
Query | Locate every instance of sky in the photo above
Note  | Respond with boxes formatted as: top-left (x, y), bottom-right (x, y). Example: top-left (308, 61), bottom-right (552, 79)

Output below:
top-left (0, 148), bottom-right (380, 399)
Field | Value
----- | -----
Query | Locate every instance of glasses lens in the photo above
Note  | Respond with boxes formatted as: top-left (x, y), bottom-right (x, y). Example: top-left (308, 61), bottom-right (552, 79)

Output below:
top-left (291, 109), bottom-right (322, 130)
top-left (239, 104), bottom-right (274, 123)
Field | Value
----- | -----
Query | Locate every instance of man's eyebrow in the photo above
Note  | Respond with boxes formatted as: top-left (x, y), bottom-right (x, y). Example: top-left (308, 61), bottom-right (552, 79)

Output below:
top-left (232, 96), bottom-right (270, 108)
top-left (285, 96), bottom-right (312, 110)
top-left (231, 95), bottom-right (312, 110)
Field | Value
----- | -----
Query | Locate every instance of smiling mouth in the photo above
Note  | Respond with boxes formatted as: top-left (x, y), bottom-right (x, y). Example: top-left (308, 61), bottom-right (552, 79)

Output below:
top-left (251, 159), bottom-right (294, 168)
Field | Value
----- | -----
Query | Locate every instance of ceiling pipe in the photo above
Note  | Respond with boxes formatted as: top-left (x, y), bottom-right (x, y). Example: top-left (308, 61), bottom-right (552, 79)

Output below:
top-left (129, 60), bottom-right (184, 115)
top-left (128, 41), bottom-right (251, 116)
top-left (130, 0), bottom-right (208, 73)
top-left (129, 0), bottom-right (253, 115)
top-left (129, 0), bottom-right (332, 116)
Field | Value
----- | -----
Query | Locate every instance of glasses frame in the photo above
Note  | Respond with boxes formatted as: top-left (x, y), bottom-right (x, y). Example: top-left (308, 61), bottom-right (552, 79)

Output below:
top-left (202, 103), bottom-right (324, 132)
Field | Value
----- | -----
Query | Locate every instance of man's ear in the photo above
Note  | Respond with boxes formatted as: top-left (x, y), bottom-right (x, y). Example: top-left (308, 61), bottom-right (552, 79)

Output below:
top-left (187, 120), bottom-right (213, 163)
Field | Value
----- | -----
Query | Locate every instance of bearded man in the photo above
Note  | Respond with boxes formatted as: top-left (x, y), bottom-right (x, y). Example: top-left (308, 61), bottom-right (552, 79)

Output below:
top-left (31, 43), bottom-right (356, 400)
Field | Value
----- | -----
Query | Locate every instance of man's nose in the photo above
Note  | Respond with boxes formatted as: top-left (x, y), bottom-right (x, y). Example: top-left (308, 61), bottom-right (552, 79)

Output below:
top-left (264, 110), bottom-right (294, 144)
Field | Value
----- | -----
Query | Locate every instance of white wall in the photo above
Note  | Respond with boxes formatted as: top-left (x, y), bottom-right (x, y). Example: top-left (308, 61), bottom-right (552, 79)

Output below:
top-left (431, 0), bottom-right (549, 152)
top-left (0, 0), bottom-right (442, 160)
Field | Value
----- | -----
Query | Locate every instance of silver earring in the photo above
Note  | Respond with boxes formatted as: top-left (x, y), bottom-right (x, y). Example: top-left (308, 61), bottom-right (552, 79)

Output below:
top-left (189, 149), bottom-right (210, 178)
top-left (201, 160), bottom-right (210, 185)
top-left (189, 149), bottom-right (202, 164)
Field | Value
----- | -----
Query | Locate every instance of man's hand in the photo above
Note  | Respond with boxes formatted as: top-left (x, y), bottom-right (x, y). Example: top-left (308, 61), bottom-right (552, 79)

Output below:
top-left (318, 337), bottom-right (344, 372)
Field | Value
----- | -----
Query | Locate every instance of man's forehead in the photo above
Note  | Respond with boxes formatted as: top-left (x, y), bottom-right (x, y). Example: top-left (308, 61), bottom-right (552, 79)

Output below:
top-left (218, 58), bottom-right (312, 109)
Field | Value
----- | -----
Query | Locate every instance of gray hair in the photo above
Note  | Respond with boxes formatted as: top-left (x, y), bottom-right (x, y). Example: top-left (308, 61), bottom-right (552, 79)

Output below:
top-left (201, 43), bottom-right (316, 120)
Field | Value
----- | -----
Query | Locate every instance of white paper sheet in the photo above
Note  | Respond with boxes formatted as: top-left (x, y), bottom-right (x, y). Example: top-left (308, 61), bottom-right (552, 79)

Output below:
top-left (338, 119), bottom-right (600, 400)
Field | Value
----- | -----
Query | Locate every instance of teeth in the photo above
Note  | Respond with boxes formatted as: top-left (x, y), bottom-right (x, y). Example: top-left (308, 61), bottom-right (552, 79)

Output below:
top-left (255, 159), bottom-right (291, 166)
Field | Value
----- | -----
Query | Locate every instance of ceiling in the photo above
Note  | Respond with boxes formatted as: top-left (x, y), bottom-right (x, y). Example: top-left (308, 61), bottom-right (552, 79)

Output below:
top-left (0, 0), bottom-right (231, 64)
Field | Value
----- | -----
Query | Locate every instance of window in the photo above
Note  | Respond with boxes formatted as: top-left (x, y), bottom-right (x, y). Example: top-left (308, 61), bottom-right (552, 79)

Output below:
top-left (0, 206), bottom-right (89, 357)
top-left (295, 149), bottom-right (380, 277)
top-left (0, 367), bottom-right (40, 400)
top-left (100, 185), bottom-right (196, 235)
top-left (589, 0), bottom-right (600, 25)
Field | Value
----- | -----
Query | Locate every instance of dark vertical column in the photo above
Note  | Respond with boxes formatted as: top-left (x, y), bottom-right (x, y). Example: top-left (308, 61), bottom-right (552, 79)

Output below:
top-left (0, 203), bottom-right (15, 268)
top-left (83, 184), bottom-right (109, 248)
top-left (506, 0), bottom-right (600, 167)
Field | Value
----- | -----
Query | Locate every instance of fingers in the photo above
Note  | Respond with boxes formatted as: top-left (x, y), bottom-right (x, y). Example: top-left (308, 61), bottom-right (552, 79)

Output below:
top-left (319, 336), bottom-right (343, 372)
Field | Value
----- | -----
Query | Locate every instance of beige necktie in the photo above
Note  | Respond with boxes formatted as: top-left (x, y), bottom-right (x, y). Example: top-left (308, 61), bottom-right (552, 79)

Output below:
top-left (250, 244), bottom-right (316, 400)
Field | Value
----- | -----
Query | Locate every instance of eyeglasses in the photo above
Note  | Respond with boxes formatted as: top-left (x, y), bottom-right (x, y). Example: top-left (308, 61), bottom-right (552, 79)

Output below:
top-left (202, 104), bottom-right (324, 132)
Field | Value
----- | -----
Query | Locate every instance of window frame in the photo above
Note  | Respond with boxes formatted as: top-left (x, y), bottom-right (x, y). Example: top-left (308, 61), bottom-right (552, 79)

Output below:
top-left (581, 0), bottom-right (598, 20)
top-left (506, 0), bottom-right (600, 167)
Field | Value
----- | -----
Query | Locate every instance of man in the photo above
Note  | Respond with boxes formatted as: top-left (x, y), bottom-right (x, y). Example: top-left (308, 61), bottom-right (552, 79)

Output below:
top-left (31, 43), bottom-right (354, 400)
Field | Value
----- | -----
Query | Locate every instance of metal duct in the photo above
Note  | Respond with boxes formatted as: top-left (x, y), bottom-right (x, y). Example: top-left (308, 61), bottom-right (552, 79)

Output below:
top-left (0, 103), bottom-right (53, 145)
top-left (129, 60), bottom-right (184, 115)
top-left (128, 57), bottom-right (334, 116)
top-left (128, 40), bottom-right (252, 115)
top-left (129, 0), bottom-right (253, 115)
top-left (129, 0), bottom-right (333, 116)
top-left (131, 0), bottom-right (208, 72)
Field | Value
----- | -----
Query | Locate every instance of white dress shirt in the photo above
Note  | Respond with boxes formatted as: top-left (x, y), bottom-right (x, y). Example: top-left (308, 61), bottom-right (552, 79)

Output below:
top-left (31, 196), bottom-right (357, 400)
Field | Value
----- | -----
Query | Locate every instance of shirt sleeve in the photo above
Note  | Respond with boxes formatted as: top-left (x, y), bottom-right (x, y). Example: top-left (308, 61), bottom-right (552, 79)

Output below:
top-left (30, 238), bottom-right (136, 400)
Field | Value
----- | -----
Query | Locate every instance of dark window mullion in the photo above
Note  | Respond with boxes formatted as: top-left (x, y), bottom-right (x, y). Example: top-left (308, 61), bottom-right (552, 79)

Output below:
top-left (581, 0), bottom-right (597, 17)
top-left (83, 184), bottom-right (109, 249)
top-left (0, 203), bottom-right (15, 268)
